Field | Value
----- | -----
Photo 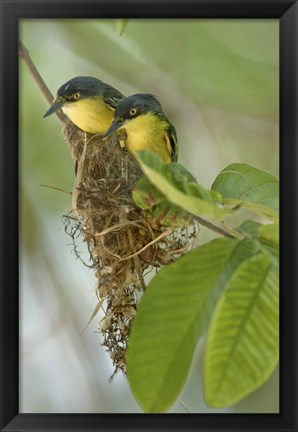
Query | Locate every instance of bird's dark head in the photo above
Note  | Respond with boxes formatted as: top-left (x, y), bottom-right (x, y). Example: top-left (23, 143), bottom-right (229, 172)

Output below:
top-left (103, 94), bottom-right (163, 138)
top-left (57, 76), bottom-right (105, 100)
top-left (43, 76), bottom-right (106, 118)
top-left (114, 93), bottom-right (162, 120)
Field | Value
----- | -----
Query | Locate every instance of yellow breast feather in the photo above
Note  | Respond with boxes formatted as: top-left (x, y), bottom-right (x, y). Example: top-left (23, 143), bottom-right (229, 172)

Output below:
top-left (62, 97), bottom-right (114, 135)
top-left (122, 113), bottom-right (173, 163)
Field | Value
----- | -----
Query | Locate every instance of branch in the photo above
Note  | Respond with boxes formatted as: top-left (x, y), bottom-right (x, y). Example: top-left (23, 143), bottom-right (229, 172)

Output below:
top-left (19, 39), bottom-right (67, 124)
top-left (194, 216), bottom-right (243, 239)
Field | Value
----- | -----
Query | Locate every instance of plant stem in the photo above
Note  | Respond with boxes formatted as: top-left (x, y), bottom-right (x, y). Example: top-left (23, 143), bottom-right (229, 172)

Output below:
top-left (194, 216), bottom-right (243, 239)
top-left (19, 39), bottom-right (67, 124)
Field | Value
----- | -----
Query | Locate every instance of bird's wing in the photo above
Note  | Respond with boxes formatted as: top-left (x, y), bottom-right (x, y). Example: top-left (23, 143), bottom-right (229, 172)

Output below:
top-left (166, 123), bottom-right (178, 162)
top-left (103, 87), bottom-right (125, 110)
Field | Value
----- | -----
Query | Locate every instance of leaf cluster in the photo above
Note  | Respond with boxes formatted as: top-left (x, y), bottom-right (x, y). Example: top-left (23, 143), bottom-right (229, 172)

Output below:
top-left (127, 152), bottom-right (279, 412)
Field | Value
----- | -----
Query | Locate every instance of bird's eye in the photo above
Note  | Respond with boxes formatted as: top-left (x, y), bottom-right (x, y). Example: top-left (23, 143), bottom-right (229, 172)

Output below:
top-left (73, 93), bottom-right (80, 100)
top-left (129, 108), bottom-right (137, 116)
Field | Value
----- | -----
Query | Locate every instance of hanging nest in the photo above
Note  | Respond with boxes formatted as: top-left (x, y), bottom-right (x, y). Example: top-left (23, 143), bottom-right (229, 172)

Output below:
top-left (61, 121), bottom-right (199, 376)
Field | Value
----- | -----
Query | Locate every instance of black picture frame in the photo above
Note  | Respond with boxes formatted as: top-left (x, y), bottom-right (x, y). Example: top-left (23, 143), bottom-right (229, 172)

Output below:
top-left (0, 1), bottom-right (297, 431)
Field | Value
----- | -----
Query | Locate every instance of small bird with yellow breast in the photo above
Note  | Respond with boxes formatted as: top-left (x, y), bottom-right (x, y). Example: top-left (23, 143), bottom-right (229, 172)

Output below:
top-left (103, 93), bottom-right (178, 164)
top-left (43, 76), bottom-right (125, 135)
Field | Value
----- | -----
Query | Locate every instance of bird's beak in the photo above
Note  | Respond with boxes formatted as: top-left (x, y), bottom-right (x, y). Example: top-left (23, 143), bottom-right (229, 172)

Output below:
top-left (103, 117), bottom-right (124, 140)
top-left (43, 99), bottom-right (63, 118)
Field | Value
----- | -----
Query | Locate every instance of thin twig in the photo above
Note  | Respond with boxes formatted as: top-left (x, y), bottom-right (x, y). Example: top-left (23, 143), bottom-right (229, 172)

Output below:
top-left (19, 39), bottom-right (67, 124)
top-left (72, 132), bottom-right (88, 217)
top-left (127, 229), bottom-right (147, 291)
top-left (179, 399), bottom-right (192, 413)
top-left (39, 184), bottom-right (72, 196)
top-left (80, 298), bottom-right (105, 335)
top-left (94, 220), bottom-right (144, 237)
top-left (194, 215), bottom-right (242, 239)
top-left (122, 228), bottom-right (173, 261)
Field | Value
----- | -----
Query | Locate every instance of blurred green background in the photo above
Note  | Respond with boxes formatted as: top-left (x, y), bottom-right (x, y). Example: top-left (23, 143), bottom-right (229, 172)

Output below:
top-left (19, 19), bottom-right (279, 413)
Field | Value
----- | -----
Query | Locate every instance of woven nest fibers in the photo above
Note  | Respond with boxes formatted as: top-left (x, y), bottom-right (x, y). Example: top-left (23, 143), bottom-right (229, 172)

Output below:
top-left (61, 122), bottom-right (198, 375)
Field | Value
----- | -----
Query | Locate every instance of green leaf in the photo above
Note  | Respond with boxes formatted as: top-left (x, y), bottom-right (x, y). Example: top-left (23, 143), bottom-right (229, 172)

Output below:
top-left (261, 243), bottom-right (279, 260)
top-left (134, 151), bottom-right (231, 221)
top-left (238, 220), bottom-right (279, 252)
top-left (238, 220), bottom-right (262, 238)
top-left (259, 222), bottom-right (279, 247)
top-left (132, 176), bottom-right (166, 210)
top-left (212, 163), bottom-right (279, 221)
top-left (204, 253), bottom-right (279, 408)
top-left (127, 237), bottom-right (259, 412)
top-left (133, 176), bottom-right (193, 228)
top-left (115, 19), bottom-right (129, 36)
top-left (149, 200), bottom-right (194, 228)
top-left (227, 199), bottom-right (278, 222)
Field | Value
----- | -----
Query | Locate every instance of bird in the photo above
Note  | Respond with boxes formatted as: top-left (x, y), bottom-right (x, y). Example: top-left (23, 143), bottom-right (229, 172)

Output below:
top-left (43, 76), bottom-right (125, 135)
top-left (103, 93), bottom-right (178, 163)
